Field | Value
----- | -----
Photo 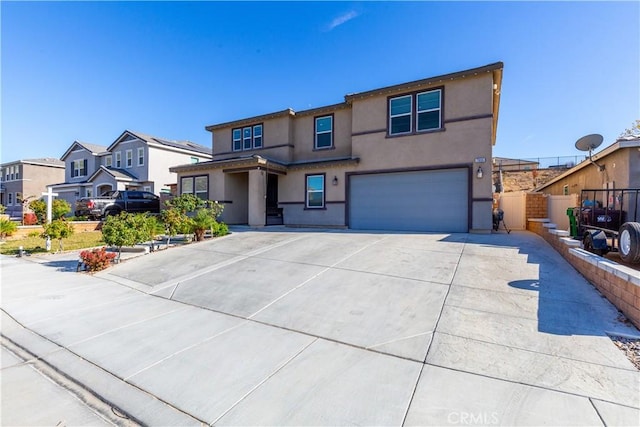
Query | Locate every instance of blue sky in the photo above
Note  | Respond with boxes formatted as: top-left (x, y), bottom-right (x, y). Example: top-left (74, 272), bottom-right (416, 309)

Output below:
top-left (2, 1), bottom-right (638, 163)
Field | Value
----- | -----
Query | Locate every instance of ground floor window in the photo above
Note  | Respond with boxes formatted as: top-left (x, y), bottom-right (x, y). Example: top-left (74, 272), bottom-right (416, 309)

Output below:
top-left (181, 175), bottom-right (208, 200)
top-left (306, 174), bottom-right (325, 208)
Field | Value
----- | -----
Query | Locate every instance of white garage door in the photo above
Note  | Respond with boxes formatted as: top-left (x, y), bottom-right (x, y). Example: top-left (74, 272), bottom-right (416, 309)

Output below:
top-left (349, 169), bottom-right (469, 232)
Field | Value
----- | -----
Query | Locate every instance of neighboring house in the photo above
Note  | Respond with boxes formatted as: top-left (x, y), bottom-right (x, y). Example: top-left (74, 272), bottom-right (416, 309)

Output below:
top-left (0, 158), bottom-right (65, 218)
top-left (535, 136), bottom-right (640, 196)
top-left (52, 131), bottom-right (212, 208)
top-left (171, 62), bottom-right (503, 232)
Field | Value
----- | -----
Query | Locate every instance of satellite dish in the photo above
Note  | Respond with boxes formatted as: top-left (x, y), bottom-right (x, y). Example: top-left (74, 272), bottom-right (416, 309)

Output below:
top-left (575, 134), bottom-right (605, 171)
top-left (575, 134), bottom-right (603, 152)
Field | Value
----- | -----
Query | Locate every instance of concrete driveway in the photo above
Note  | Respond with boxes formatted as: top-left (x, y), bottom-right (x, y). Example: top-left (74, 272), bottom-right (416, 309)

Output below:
top-left (2, 228), bottom-right (639, 425)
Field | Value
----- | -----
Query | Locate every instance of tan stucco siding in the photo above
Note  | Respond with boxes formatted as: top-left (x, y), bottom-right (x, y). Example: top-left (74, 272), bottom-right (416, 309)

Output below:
top-left (212, 116), bottom-right (293, 163)
top-left (292, 109), bottom-right (352, 161)
top-left (351, 73), bottom-right (494, 135)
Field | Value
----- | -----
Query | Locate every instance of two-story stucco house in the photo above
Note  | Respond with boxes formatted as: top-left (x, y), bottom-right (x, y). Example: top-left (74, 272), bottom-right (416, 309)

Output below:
top-left (171, 62), bottom-right (503, 232)
top-left (0, 158), bottom-right (66, 218)
top-left (52, 131), bottom-right (212, 208)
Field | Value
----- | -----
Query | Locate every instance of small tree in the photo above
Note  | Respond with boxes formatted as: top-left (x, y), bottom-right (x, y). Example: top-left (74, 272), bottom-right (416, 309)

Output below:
top-left (0, 204), bottom-right (6, 215)
top-left (189, 208), bottom-right (218, 241)
top-left (161, 208), bottom-right (190, 245)
top-left (101, 212), bottom-right (157, 260)
top-left (52, 199), bottom-right (71, 219)
top-left (41, 219), bottom-right (74, 252)
top-left (29, 199), bottom-right (47, 224)
top-left (164, 193), bottom-right (205, 214)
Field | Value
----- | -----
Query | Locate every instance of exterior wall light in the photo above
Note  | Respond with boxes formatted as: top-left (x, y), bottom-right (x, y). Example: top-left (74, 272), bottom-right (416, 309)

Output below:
top-left (332, 176), bottom-right (338, 185)
top-left (476, 166), bottom-right (483, 179)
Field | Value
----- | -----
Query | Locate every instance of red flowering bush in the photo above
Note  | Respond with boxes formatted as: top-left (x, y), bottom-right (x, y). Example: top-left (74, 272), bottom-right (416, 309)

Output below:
top-left (79, 247), bottom-right (116, 272)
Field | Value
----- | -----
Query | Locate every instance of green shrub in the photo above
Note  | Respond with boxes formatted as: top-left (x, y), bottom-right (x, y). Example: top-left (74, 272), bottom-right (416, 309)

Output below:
top-left (28, 199), bottom-right (71, 223)
top-left (28, 231), bottom-right (41, 238)
top-left (0, 204), bottom-right (6, 214)
top-left (79, 247), bottom-right (116, 272)
top-left (102, 212), bottom-right (156, 260)
top-left (0, 218), bottom-right (18, 239)
top-left (41, 219), bottom-right (75, 252)
top-left (164, 193), bottom-right (205, 214)
top-left (29, 199), bottom-right (47, 224)
top-left (52, 199), bottom-right (71, 219)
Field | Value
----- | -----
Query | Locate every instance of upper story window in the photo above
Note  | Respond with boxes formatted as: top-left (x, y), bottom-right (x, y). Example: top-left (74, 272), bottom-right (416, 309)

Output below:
top-left (388, 88), bottom-right (442, 136)
top-left (71, 159), bottom-right (87, 177)
top-left (137, 147), bottom-right (145, 166)
top-left (14, 165), bottom-right (20, 180)
top-left (126, 150), bottom-right (133, 168)
top-left (306, 174), bottom-right (325, 209)
top-left (315, 115), bottom-right (333, 149)
top-left (10, 166), bottom-right (15, 181)
top-left (105, 156), bottom-right (112, 168)
top-left (4, 168), bottom-right (9, 181)
top-left (115, 151), bottom-right (122, 168)
top-left (233, 124), bottom-right (263, 151)
top-left (190, 157), bottom-right (199, 164)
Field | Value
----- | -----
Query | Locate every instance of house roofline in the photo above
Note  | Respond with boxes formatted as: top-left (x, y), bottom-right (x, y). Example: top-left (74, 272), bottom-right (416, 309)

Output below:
top-left (205, 109), bottom-right (295, 132)
top-left (535, 138), bottom-right (640, 191)
top-left (344, 62), bottom-right (504, 102)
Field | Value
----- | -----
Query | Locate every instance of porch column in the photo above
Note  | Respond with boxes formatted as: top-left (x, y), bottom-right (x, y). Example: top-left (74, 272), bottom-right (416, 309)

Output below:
top-left (247, 169), bottom-right (266, 227)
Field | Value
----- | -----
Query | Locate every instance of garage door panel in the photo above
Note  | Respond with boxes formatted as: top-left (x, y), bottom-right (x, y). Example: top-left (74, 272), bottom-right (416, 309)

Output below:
top-left (349, 169), bottom-right (468, 232)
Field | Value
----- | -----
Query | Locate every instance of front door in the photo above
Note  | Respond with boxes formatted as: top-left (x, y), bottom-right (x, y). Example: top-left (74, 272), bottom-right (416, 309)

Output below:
top-left (266, 173), bottom-right (282, 225)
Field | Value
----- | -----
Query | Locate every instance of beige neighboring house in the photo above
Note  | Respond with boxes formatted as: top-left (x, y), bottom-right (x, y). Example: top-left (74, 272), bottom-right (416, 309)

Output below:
top-left (0, 158), bottom-right (65, 218)
top-left (51, 131), bottom-right (212, 208)
top-left (535, 136), bottom-right (640, 196)
top-left (171, 62), bottom-right (503, 232)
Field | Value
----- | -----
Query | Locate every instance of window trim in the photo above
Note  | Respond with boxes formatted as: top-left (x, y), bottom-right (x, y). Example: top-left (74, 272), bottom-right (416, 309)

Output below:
top-left (388, 95), bottom-right (413, 136)
top-left (387, 87), bottom-right (444, 136)
top-left (14, 165), bottom-right (20, 180)
top-left (305, 173), bottom-right (326, 209)
top-left (115, 151), bottom-right (122, 168)
top-left (72, 159), bottom-right (87, 178)
top-left (180, 174), bottom-right (209, 200)
top-left (314, 114), bottom-right (334, 150)
top-left (137, 147), bottom-right (145, 166)
top-left (105, 156), bottom-right (113, 168)
top-left (126, 149), bottom-right (133, 168)
top-left (232, 123), bottom-right (264, 151)
top-left (416, 89), bottom-right (442, 132)
top-left (232, 129), bottom-right (242, 152)
top-left (8, 192), bottom-right (13, 206)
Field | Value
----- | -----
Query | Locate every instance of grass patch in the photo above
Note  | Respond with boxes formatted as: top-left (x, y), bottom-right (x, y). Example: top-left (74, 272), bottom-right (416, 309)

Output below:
top-left (0, 231), bottom-right (105, 255)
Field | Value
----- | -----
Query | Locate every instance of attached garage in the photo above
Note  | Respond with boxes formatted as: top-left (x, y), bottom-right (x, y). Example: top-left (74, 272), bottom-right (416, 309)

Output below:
top-left (348, 168), bottom-right (469, 232)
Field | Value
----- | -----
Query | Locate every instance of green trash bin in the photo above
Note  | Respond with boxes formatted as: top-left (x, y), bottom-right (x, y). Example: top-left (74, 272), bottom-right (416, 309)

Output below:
top-left (567, 207), bottom-right (579, 238)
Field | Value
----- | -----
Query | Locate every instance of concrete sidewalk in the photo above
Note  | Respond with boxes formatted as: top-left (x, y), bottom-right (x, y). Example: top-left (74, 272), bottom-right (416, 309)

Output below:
top-left (2, 229), bottom-right (639, 425)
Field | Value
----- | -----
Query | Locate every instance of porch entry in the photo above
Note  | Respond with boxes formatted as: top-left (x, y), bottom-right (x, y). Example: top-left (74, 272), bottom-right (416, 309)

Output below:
top-left (266, 173), bottom-right (283, 225)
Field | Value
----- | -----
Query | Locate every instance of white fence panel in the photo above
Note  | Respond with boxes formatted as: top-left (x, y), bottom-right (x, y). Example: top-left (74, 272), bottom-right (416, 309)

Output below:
top-left (498, 191), bottom-right (527, 230)
top-left (548, 194), bottom-right (579, 231)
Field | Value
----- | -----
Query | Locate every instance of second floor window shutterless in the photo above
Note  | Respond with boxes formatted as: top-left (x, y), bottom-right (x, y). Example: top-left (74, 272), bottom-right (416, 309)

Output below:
top-left (315, 116), bottom-right (333, 149)
top-left (126, 150), bottom-right (133, 168)
top-left (138, 147), bottom-right (144, 166)
top-left (389, 95), bottom-right (412, 135)
top-left (115, 152), bottom-right (122, 168)
top-left (233, 124), bottom-right (263, 151)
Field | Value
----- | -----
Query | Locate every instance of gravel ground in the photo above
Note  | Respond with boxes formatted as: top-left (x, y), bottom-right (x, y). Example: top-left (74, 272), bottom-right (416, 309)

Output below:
top-left (610, 335), bottom-right (640, 370)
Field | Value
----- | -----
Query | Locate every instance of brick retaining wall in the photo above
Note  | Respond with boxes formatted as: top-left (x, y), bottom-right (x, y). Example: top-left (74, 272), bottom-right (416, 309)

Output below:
top-left (528, 218), bottom-right (640, 329)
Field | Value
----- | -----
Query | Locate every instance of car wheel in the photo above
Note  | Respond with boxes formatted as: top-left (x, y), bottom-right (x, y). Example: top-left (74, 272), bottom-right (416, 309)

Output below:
top-left (619, 222), bottom-right (640, 263)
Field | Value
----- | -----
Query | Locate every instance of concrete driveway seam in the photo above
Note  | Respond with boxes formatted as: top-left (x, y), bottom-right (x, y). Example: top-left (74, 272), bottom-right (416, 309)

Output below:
top-left (247, 235), bottom-right (391, 319)
top-left (433, 330), bottom-right (637, 373)
top-left (123, 320), bottom-right (250, 381)
top-left (2, 313), bottom-right (202, 425)
top-left (66, 306), bottom-right (190, 349)
top-left (147, 234), bottom-right (309, 294)
top-left (208, 337), bottom-right (319, 426)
